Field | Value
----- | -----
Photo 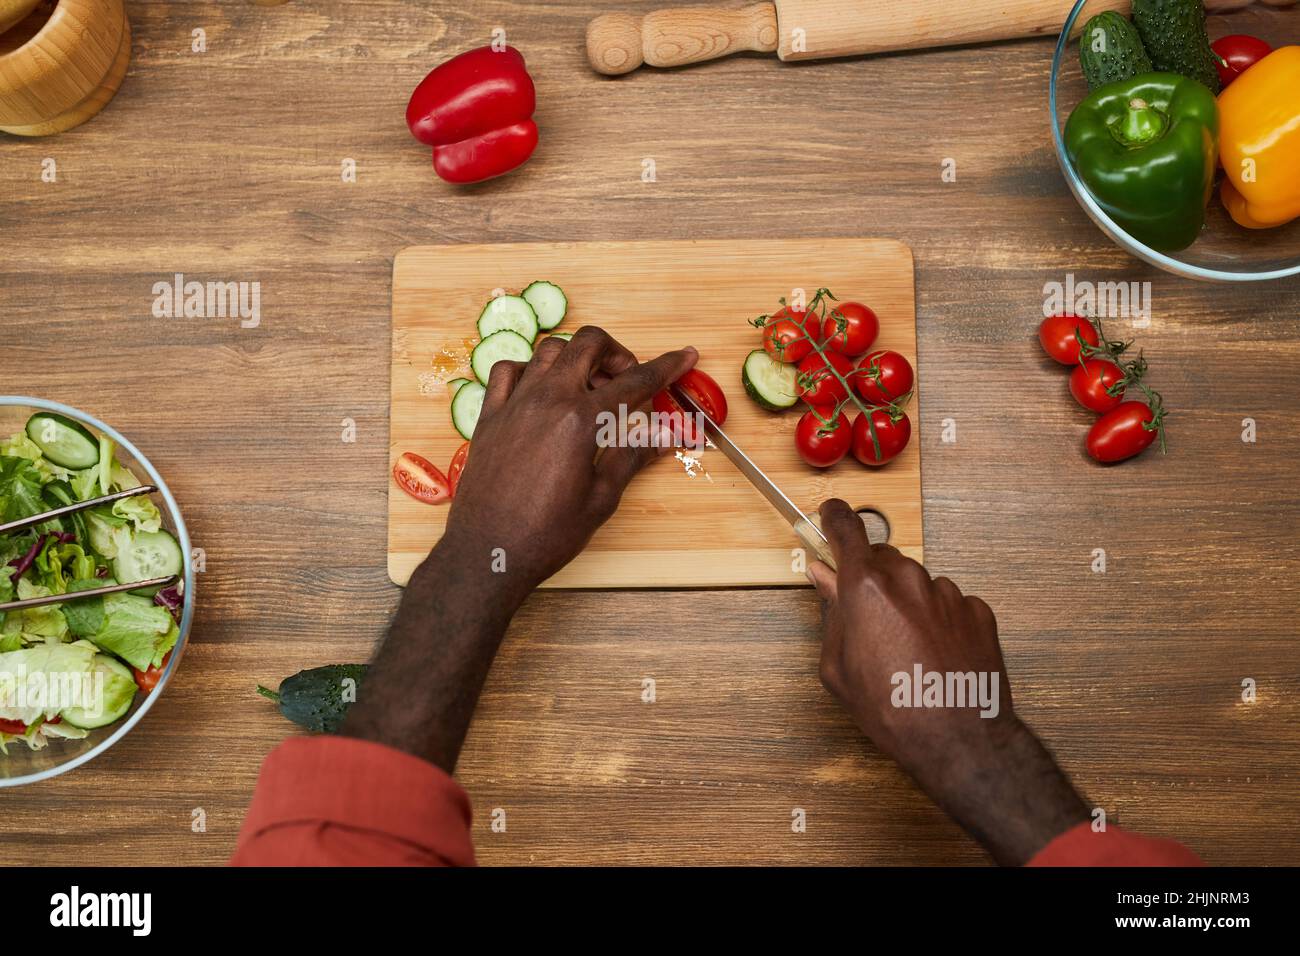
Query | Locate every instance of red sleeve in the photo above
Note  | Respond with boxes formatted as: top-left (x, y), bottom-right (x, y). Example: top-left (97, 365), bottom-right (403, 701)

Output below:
top-left (1027, 822), bottom-right (1203, 867)
top-left (230, 736), bottom-right (476, 867)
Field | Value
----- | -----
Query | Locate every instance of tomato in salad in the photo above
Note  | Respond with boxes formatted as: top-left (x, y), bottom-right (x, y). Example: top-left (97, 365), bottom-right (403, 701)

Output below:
top-left (132, 650), bottom-right (172, 694)
top-left (393, 452), bottom-right (451, 504)
top-left (795, 406), bottom-right (852, 468)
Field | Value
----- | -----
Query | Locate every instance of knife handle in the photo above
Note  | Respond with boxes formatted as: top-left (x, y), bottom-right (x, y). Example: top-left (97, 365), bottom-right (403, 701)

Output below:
top-left (587, 2), bottom-right (778, 76)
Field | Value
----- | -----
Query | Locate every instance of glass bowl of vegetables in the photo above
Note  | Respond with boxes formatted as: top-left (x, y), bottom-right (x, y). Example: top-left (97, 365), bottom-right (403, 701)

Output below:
top-left (1051, 0), bottom-right (1300, 281)
top-left (0, 397), bottom-right (194, 787)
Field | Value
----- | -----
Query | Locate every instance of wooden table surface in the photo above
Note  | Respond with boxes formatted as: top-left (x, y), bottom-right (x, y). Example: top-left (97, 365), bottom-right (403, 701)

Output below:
top-left (1, 0), bottom-right (1296, 866)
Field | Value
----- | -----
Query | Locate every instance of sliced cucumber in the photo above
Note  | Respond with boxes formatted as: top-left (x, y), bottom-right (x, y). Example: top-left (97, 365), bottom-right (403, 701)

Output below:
top-left (470, 329), bottom-right (533, 385)
top-left (521, 281), bottom-right (567, 331)
top-left (60, 654), bottom-right (137, 730)
top-left (447, 377), bottom-right (473, 399)
top-left (742, 349), bottom-right (800, 411)
top-left (112, 528), bottom-right (182, 595)
top-left (547, 332), bottom-right (574, 342)
top-left (25, 413), bottom-right (100, 469)
top-left (477, 295), bottom-right (539, 344)
top-left (451, 381), bottom-right (487, 440)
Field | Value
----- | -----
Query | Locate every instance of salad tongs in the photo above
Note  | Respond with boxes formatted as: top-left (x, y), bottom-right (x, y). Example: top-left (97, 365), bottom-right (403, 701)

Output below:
top-left (0, 485), bottom-right (179, 613)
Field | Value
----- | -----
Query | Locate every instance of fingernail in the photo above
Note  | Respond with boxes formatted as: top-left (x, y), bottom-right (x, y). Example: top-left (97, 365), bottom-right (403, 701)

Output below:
top-left (682, 346), bottom-right (698, 358)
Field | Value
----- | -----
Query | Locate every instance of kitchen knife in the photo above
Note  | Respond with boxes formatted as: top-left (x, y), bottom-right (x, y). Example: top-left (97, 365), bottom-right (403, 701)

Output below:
top-left (667, 383), bottom-right (839, 571)
top-left (586, 0), bottom-right (1286, 75)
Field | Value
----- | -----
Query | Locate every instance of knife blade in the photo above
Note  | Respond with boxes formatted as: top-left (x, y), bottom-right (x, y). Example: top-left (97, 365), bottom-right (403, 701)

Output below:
top-left (667, 383), bottom-right (837, 571)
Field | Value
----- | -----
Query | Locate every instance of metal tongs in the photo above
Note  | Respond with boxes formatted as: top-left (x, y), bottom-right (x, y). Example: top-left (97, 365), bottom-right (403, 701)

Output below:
top-left (0, 486), bottom-right (178, 613)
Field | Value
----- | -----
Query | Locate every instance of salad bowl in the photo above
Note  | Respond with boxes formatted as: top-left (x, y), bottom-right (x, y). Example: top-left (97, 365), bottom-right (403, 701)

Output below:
top-left (0, 397), bottom-right (194, 787)
top-left (1050, 0), bottom-right (1300, 282)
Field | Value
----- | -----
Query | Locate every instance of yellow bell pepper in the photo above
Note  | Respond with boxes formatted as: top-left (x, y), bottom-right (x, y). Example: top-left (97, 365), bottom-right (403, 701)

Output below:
top-left (1217, 45), bottom-right (1300, 230)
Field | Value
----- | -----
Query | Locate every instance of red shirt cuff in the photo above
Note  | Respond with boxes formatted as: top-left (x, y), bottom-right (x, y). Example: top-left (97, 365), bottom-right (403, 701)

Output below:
top-left (1028, 822), bottom-right (1203, 867)
top-left (231, 736), bottom-right (476, 867)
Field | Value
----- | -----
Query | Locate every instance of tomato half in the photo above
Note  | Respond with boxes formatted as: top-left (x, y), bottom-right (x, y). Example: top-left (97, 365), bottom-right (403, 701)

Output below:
top-left (393, 452), bottom-right (451, 504)
top-left (852, 410), bottom-right (911, 466)
top-left (796, 351), bottom-right (854, 405)
top-left (1039, 314), bottom-right (1098, 365)
top-left (854, 350), bottom-right (914, 405)
top-left (447, 441), bottom-right (470, 498)
top-left (133, 650), bottom-right (171, 694)
top-left (654, 368), bottom-right (728, 448)
top-left (1212, 34), bottom-right (1272, 88)
top-left (1069, 359), bottom-right (1125, 414)
top-left (1086, 401), bottom-right (1158, 464)
top-left (795, 406), bottom-right (852, 468)
top-left (821, 302), bottom-right (879, 357)
top-left (762, 306), bottom-right (816, 364)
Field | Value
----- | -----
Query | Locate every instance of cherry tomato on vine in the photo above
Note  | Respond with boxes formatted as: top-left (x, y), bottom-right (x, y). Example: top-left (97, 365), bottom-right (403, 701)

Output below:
top-left (1086, 401), bottom-right (1159, 464)
top-left (1212, 34), bottom-right (1272, 88)
top-left (1069, 359), bottom-right (1126, 414)
top-left (796, 351), bottom-right (854, 405)
top-left (795, 406), bottom-right (852, 468)
top-left (653, 368), bottom-right (729, 447)
top-left (1038, 314), bottom-right (1099, 365)
top-left (762, 306), bottom-right (816, 364)
top-left (821, 302), bottom-right (879, 357)
top-left (853, 350), bottom-right (914, 405)
top-left (852, 409), bottom-right (911, 466)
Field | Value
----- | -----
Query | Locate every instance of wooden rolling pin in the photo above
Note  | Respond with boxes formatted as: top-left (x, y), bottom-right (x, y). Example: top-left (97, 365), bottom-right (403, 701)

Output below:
top-left (587, 0), bottom-right (1293, 75)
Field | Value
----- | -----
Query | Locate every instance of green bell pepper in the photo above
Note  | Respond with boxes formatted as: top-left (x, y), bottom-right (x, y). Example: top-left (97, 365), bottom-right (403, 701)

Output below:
top-left (1064, 72), bottom-right (1218, 252)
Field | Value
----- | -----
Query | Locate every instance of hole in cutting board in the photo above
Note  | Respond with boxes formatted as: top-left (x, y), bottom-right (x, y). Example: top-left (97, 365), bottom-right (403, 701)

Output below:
top-left (856, 508), bottom-right (891, 545)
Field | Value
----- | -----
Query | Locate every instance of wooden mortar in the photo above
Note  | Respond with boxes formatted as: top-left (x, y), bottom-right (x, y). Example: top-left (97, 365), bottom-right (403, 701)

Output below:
top-left (0, 0), bottom-right (131, 136)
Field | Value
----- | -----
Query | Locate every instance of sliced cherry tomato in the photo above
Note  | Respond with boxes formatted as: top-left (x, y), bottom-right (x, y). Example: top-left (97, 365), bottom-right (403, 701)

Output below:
top-left (1212, 34), bottom-right (1272, 88)
top-left (1038, 314), bottom-right (1098, 365)
top-left (796, 351), bottom-right (854, 405)
top-left (393, 452), bottom-right (451, 505)
top-left (821, 302), bottom-right (879, 357)
top-left (654, 368), bottom-right (728, 447)
top-left (1086, 401), bottom-right (1158, 464)
top-left (1069, 359), bottom-right (1126, 414)
top-left (762, 306), bottom-right (816, 364)
top-left (132, 650), bottom-right (172, 694)
top-left (795, 406), bottom-right (852, 468)
top-left (447, 441), bottom-right (470, 498)
top-left (853, 350), bottom-right (914, 405)
top-left (852, 409), bottom-right (911, 467)
top-left (0, 718), bottom-right (27, 735)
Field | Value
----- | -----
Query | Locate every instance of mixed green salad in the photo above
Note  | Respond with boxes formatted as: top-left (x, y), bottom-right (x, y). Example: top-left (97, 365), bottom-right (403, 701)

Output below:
top-left (0, 412), bottom-right (183, 752)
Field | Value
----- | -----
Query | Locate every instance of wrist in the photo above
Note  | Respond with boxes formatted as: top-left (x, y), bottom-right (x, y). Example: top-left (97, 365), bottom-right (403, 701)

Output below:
top-left (412, 528), bottom-right (531, 625)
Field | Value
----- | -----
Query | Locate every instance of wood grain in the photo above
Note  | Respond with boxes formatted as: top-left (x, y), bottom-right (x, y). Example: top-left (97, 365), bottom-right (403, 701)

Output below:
top-left (389, 238), bottom-right (921, 587)
top-left (0, 0), bottom-right (1296, 867)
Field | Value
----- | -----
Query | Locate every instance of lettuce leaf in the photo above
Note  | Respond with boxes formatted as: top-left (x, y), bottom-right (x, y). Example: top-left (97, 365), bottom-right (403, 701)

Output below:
top-left (0, 578), bottom-right (68, 642)
top-left (0, 640), bottom-right (97, 726)
top-left (87, 593), bottom-right (174, 672)
top-left (112, 494), bottom-right (161, 534)
top-left (84, 508), bottom-right (132, 560)
top-left (0, 456), bottom-right (47, 524)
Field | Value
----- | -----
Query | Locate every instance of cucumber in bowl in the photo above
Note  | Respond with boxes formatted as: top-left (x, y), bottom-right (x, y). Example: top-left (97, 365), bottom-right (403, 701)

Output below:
top-left (0, 408), bottom-right (187, 758)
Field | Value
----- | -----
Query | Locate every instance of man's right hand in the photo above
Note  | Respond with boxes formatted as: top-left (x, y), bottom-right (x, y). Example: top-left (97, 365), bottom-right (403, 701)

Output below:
top-left (807, 498), bottom-right (1091, 865)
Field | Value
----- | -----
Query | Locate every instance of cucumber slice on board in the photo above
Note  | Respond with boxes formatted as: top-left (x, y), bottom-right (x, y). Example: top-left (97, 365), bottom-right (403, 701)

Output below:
top-left (111, 528), bottom-right (182, 596)
top-left (742, 349), bottom-right (800, 411)
top-left (521, 281), bottom-right (567, 331)
top-left (447, 377), bottom-right (473, 399)
top-left (25, 413), bottom-right (100, 469)
top-left (477, 295), bottom-right (539, 344)
top-left (60, 655), bottom-right (138, 730)
top-left (451, 381), bottom-right (487, 440)
top-left (470, 329), bottom-right (533, 384)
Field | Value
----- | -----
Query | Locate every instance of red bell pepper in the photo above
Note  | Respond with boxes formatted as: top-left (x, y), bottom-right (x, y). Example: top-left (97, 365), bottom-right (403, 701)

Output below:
top-left (406, 45), bottom-right (538, 184)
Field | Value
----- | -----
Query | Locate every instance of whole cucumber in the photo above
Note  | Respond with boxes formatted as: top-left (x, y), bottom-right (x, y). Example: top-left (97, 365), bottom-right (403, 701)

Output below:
top-left (1078, 12), bottom-right (1154, 91)
top-left (257, 664), bottom-right (369, 733)
top-left (1131, 0), bottom-right (1221, 93)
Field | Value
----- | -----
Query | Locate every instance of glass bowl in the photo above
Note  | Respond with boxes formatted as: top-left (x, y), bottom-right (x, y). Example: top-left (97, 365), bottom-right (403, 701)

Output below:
top-left (1050, 0), bottom-right (1300, 281)
top-left (0, 397), bottom-right (194, 787)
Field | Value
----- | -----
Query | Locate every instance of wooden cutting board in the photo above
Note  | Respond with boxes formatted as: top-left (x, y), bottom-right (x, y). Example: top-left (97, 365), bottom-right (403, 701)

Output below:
top-left (389, 238), bottom-right (921, 588)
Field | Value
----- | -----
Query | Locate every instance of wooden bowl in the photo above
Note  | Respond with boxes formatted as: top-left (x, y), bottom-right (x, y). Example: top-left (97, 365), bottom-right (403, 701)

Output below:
top-left (0, 0), bottom-right (42, 34)
top-left (0, 0), bottom-right (131, 136)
